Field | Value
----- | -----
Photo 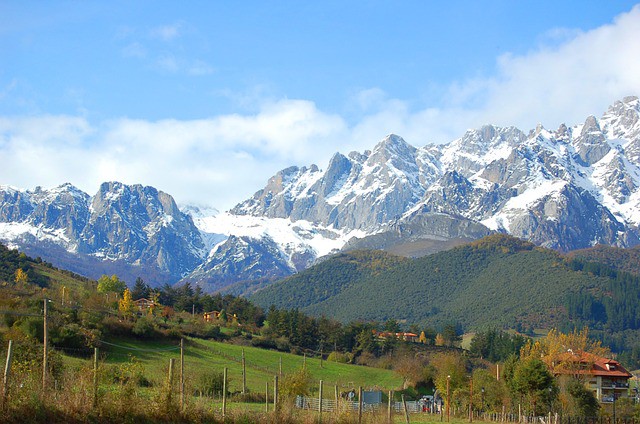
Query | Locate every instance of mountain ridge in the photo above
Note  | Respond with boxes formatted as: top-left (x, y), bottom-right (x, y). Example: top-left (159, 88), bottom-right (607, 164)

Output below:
top-left (1, 96), bottom-right (639, 290)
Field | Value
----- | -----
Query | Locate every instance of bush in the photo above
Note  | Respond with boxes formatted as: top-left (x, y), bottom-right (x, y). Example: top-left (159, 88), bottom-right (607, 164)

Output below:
top-left (51, 323), bottom-right (87, 350)
top-left (194, 371), bottom-right (225, 397)
top-left (279, 367), bottom-right (312, 400)
top-left (132, 317), bottom-right (158, 339)
top-left (327, 351), bottom-right (352, 363)
top-left (100, 315), bottom-right (134, 336)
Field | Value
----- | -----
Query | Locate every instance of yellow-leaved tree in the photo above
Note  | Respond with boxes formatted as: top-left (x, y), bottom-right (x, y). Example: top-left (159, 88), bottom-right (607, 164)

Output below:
top-left (14, 268), bottom-right (28, 286)
top-left (118, 288), bottom-right (135, 319)
top-left (520, 327), bottom-right (610, 378)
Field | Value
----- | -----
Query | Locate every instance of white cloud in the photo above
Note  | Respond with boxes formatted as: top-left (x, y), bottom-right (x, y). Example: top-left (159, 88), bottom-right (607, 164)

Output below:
top-left (443, 4), bottom-right (640, 131)
top-left (344, 5), bottom-right (640, 146)
top-left (0, 101), bottom-right (349, 210)
top-left (149, 23), bottom-right (183, 41)
top-left (1, 6), bottom-right (640, 211)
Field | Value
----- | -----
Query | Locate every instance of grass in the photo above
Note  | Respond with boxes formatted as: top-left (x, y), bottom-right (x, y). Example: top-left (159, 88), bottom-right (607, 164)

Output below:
top-left (73, 335), bottom-right (403, 397)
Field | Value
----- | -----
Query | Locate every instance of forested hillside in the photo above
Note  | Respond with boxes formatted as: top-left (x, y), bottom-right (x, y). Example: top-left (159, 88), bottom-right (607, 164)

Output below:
top-left (251, 250), bottom-right (407, 310)
top-left (251, 235), bottom-right (613, 331)
top-left (566, 244), bottom-right (640, 275)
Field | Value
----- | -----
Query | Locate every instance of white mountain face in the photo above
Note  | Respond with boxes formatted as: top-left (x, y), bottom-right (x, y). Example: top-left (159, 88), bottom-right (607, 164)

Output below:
top-left (195, 96), bottom-right (640, 287)
top-left (0, 182), bottom-right (206, 284)
top-left (1, 96), bottom-right (639, 291)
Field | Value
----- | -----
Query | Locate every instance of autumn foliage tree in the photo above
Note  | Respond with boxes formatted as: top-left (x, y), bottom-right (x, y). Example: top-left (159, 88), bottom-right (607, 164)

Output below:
top-left (97, 274), bottom-right (127, 295)
top-left (118, 288), bottom-right (135, 319)
top-left (520, 327), bottom-right (610, 376)
top-left (14, 268), bottom-right (28, 286)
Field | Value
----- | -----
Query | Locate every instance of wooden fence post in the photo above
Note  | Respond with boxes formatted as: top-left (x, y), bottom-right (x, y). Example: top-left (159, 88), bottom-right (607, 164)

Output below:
top-left (2, 340), bottom-right (13, 408)
top-left (242, 348), bottom-right (246, 395)
top-left (42, 298), bottom-right (48, 395)
top-left (388, 390), bottom-right (393, 424)
top-left (265, 381), bottom-right (269, 412)
top-left (402, 394), bottom-right (410, 424)
top-left (180, 338), bottom-right (184, 411)
top-left (358, 386), bottom-right (363, 424)
top-left (222, 367), bottom-right (227, 419)
top-left (319, 379), bottom-right (323, 423)
top-left (274, 375), bottom-right (278, 411)
top-left (168, 358), bottom-right (175, 404)
top-left (92, 347), bottom-right (98, 409)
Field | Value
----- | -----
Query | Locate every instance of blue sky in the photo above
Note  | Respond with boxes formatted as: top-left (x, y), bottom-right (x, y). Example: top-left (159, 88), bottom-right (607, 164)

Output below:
top-left (2, 1), bottom-right (640, 210)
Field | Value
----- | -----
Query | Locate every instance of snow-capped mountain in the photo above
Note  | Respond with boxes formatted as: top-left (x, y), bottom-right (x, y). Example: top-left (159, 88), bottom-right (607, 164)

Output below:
top-left (0, 182), bottom-right (205, 284)
top-left (229, 96), bottom-right (640, 256)
top-left (1, 96), bottom-right (639, 291)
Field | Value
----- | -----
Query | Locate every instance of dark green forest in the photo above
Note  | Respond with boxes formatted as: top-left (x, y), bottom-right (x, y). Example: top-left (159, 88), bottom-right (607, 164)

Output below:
top-left (251, 234), bottom-right (610, 330)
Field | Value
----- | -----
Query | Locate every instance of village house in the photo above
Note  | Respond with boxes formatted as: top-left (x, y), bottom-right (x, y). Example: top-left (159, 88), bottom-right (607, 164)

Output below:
top-left (553, 351), bottom-right (633, 403)
top-left (374, 330), bottom-right (419, 343)
top-left (133, 298), bottom-right (157, 311)
top-left (203, 311), bottom-right (221, 322)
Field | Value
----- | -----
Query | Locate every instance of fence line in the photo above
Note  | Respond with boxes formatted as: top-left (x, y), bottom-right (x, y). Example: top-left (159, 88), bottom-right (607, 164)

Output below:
top-left (295, 395), bottom-right (427, 414)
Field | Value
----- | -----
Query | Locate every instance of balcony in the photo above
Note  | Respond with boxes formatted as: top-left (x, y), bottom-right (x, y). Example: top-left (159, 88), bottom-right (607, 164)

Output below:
top-left (601, 381), bottom-right (629, 389)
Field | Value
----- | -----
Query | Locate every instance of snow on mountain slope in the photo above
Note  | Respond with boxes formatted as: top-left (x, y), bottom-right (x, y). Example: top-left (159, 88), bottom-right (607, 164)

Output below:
top-left (0, 182), bottom-right (205, 282)
top-left (192, 212), bottom-right (365, 259)
top-left (2, 96), bottom-right (640, 292)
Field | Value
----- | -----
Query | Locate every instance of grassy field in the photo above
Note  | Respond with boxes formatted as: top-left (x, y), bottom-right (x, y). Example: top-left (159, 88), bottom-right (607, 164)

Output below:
top-left (83, 336), bottom-right (403, 397)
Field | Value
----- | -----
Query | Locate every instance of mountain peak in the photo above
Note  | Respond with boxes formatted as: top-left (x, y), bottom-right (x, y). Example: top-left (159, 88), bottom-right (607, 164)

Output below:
top-left (369, 134), bottom-right (415, 161)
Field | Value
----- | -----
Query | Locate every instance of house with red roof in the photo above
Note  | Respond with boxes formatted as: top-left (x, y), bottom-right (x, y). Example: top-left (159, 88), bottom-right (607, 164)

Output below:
top-left (552, 351), bottom-right (632, 403)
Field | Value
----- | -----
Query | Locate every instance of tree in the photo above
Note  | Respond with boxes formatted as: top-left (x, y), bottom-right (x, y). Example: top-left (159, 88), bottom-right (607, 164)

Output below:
top-left (510, 358), bottom-right (556, 415)
top-left (520, 328), bottom-right (610, 378)
top-left (14, 268), bottom-right (28, 286)
top-left (218, 309), bottom-right (228, 322)
top-left (130, 277), bottom-right (150, 300)
top-left (431, 352), bottom-right (468, 410)
top-left (384, 318), bottom-right (401, 333)
top-left (97, 274), bottom-right (127, 295)
top-left (355, 328), bottom-right (378, 356)
top-left (118, 288), bottom-right (135, 319)
top-left (442, 323), bottom-right (461, 347)
top-left (419, 331), bottom-right (428, 344)
top-left (435, 333), bottom-right (446, 346)
top-left (566, 378), bottom-right (599, 417)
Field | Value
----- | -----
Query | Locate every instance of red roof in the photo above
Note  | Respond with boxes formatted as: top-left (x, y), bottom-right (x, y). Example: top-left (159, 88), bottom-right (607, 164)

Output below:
top-left (553, 351), bottom-right (632, 378)
top-left (590, 357), bottom-right (632, 378)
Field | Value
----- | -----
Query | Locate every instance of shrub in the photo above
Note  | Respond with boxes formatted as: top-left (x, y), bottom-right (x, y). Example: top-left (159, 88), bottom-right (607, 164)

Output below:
top-left (194, 371), bottom-right (225, 397)
top-left (327, 351), bottom-right (352, 363)
top-left (279, 367), bottom-right (312, 400)
top-left (132, 316), bottom-right (158, 338)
